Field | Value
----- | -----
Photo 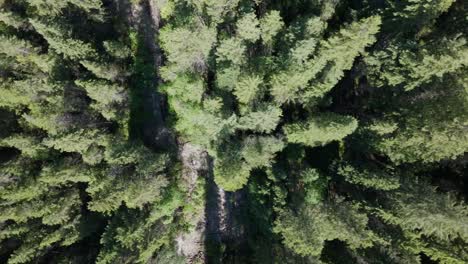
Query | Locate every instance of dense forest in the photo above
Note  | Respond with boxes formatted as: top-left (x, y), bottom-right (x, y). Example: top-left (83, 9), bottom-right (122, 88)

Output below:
top-left (0, 0), bottom-right (467, 263)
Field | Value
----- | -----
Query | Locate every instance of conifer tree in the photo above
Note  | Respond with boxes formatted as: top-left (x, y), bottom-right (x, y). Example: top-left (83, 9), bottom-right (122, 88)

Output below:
top-left (29, 18), bottom-right (97, 61)
top-left (24, 0), bottom-right (103, 18)
top-left (1, 0), bottom-right (467, 263)
top-left (371, 179), bottom-right (468, 264)
top-left (275, 199), bottom-right (379, 257)
top-left (284, 113), bottom-right (358, 147)
top-left (366, 36), bottom-right (468, 91)
top-left (271, 15), bottom-right (381, 104)
top-left (368, 78), bottom-right (468, 164)
top-left (75, 80), bottom-right (128, 122)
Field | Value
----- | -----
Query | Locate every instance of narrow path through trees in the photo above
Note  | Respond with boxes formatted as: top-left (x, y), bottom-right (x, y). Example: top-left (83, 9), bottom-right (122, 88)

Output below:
top-left (128, 0), bottom-right (174, 151)
top-left (128, 1), bottom-right (244, 263)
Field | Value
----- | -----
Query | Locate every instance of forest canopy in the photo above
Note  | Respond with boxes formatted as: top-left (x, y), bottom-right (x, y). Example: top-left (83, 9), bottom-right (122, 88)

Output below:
top-left (0, 0), bottom-right (467, 263)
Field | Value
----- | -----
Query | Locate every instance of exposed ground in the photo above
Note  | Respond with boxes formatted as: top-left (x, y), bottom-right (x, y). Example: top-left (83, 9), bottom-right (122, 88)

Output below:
top-left (129, 1), bottom-right (246, 263)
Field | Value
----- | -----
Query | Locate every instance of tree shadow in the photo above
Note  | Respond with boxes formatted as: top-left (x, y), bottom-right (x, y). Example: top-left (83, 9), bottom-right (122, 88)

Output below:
top-left (204, 160), bottom-right (223, 264)
top-left (126, 0), bottom-right (175, 152)
top-left (204, 177), bottom-right (252, 264)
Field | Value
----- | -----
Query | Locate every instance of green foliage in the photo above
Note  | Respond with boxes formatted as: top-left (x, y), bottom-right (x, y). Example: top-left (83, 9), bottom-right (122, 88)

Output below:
top-left (0, 10), bottom-right (27, 29)
top-left (1, 0), bottom-right (467, 263)
top-left (217, 37), bottom-right (246, 65)
top-left (275, 199), bottom-right (379, 257)
top-left (271, 16), bottom-right (381, 104)
top-left (25, 0), bottom-right (104, 18)
top-left (30, 19), bottom-right (97, 60)
top-left (373, 179), bottom-right (468, 263)
top-left (172, 104), bottom-right (237, 148)
top-left (213, 142), bottom-right (252, 191)
top-left (38, 161), bottom-right (96, 185)
top-left (75, 80), bottom-right (128, 121)
top-left (0, 135), bottom-right (48, 159)
top-left (336, 163), bottom-right (400, 191)
top-left (372, 79), bottom-right (468, 164)
top-left (300, 168), bottom-right (328, 205)
top-left (237, 13), bottom-right (261, 42)
top-left (366, 37), bottom-right (468, 91)
top-left (234, 75), bottom-right (263, 105)
top-left (103, 40), bottom-right (132, 60)
top-left (160, 25), bottom-right (216, 80)
top-left (284, 113), bottom-right (358, 147)
top-left (259, 11), bottom-right (284, 45)
top-left (96, 188), bottom-right (185, 264)
top-left (20, 99), bottom-right (65, 135)
top-left (186, 0), bottom-right (240, 24)
top-left (391, 0), bottom-right (456, 31)
top-left (43, 129), bottom-right (105, 155)
top-left (0, 2), bottom-right (175, 262)
top-left (214, 136), bottom-right (284, 191)
top-left (80, 60), bottom-right (124, 82)
top-left (161, 74), bottom-right (205, 104)
top-left (87, 170), bottom-right (168, 213)
top-left (0, 35), bottom-right (53, 73)
top-left (241, 136), bottom-right (285, 169)
top-left (237, 104), bottom-right (282, 133)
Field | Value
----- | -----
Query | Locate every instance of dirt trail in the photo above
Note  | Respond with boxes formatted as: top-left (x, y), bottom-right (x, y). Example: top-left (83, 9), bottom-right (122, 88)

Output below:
top-left (175, 143), bottom-right (250, 264)
top-left (130, 0), bottom-right (174, 150)
top-left (128, 1), bottom-right (245, 263)
top-left (175, 142), bottom-right (231, 264)
top-left (176, 143), bottom-right (209, 263)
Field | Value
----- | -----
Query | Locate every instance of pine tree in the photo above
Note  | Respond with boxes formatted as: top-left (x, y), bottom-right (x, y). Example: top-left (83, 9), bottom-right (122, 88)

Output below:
top-left (25, 0), bottom-right (103, 18)
top-left (300, 168), bottom-right (328, 205)
top-left (370, 78), bottom-right (468, 164)
top-left (237, 12), bottom-right (261, 42)
top-left (275, 199), bottom-right (379, 257)
top-left (336, 162), bottom-right (400, 191)
top-left (372, 179), bottom-right (468, 264)
top-left (75, 80), bottom-right (128, 122)
top-left (30, 19), bottom-right (97, 60)
top-left (236, 104), bottom-right (282, 133)
top-left (0, 10), bottom-right (27, 29)
top-left (1, 0), bottom-right (467, 263)
top-left (0, 35), bottom-right (53, 73)
top-left (390, 0), bottom-right (456, 32)
top-left (270, 16), bottom-right (381, 104)
top-left (96, 188), bottom-right (186, 264)
top-left (259, 11), bottom-right (284, 46)
top-left (0, 134), bottom-right (48, 159)
top-left (284, 113), bottom-right (358, 147)
top-left (366, 36), bottom-right (468, 91)
top-left (80, 60), bottom-right (124, 82)
top-left (160, 25), bottom-right (217, 80)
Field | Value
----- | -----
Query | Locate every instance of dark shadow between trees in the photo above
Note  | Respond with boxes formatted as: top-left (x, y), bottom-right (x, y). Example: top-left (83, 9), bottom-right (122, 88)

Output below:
top-left (127, 0), bottom-right (175, 152)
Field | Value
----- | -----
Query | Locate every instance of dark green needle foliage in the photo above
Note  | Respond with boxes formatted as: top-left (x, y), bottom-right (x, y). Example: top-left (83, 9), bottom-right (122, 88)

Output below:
top-left (0, 0), bottom-right (467, 263)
